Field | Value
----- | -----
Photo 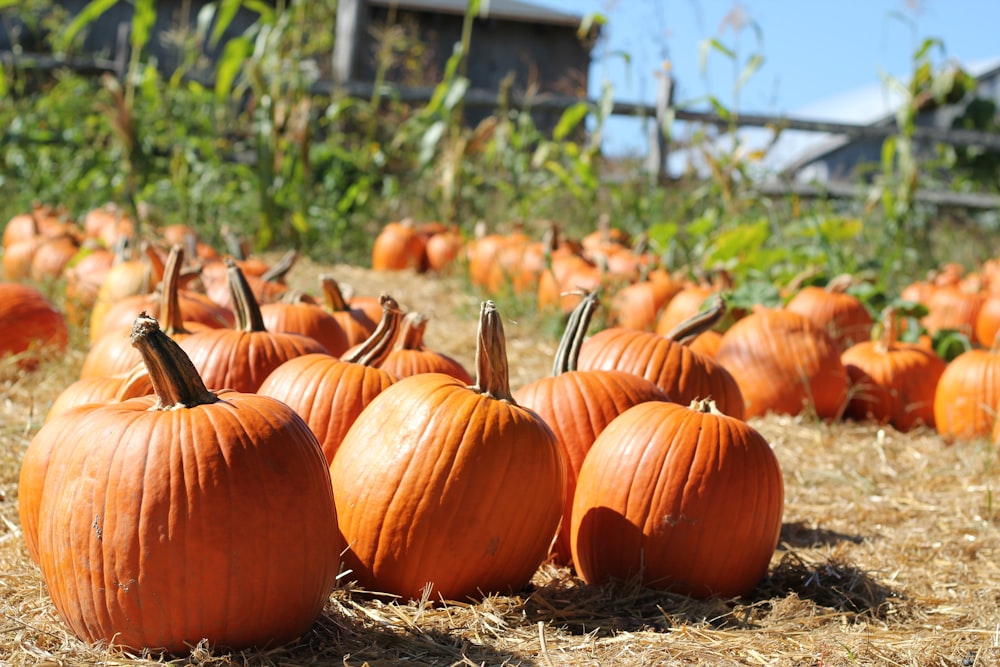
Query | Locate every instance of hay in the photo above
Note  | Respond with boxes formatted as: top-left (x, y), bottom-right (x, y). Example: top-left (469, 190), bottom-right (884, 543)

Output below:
top-left (3, 262), bottom-right (1000, 666)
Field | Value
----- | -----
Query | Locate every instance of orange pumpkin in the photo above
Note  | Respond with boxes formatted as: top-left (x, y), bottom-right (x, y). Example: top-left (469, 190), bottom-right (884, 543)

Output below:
top-left (330, 301), bottom-right (565, 601)
top-left (513, 291), bottom-right (669, 564)
top-left (22, 313), bottom-right (339, 652)
top-left (0, 282), bottom-right (69, 369)
top-left (571, 399), bottom-right (784, 597)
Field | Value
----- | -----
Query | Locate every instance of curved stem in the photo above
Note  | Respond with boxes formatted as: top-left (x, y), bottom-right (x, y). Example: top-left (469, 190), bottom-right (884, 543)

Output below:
top-left (260, 248), bottom-right (297, 283)
top-left (552, 290), bottom-right (599, 376)
top-left (663, 293), bottom-right (727, 344)
top-left (130, 312), bottom-right (218, 409)
top-left (342, 294), bottom-right (404, 366)
top-left (226, 258), bottom-right (267, 332)
top-left (320, 274), bottom-right (350, 312)
top-left (473, 300), bottom-right (514, 402)
top-left (394, 312), bottom-right (429, 351)
top-left (158, 244), bottom-right (191, 337)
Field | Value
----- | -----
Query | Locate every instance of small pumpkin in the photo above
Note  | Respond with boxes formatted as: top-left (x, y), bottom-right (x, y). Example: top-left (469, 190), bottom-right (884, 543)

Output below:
top-left (257, 295), bottom-right (402, 465)
top-left (841, 307), bottom-right (946, 431)
top-left (0, 282), bottom-right (69, 369)
top-left (179, 259), bottom-right (328, 392)
top-left (378, 311), bottom-right (473, 383)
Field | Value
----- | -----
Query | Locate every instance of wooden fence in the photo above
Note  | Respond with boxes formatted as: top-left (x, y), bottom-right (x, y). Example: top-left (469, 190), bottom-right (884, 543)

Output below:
top-left (6, 50), bottom-right (1000, 210)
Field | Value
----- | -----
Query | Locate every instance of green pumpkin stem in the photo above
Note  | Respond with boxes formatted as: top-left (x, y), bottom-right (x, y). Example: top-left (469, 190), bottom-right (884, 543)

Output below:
top-left (343, 294), bottom-right (404, 366)
top-left (663, 294), bottom-right (727, 345)
top-left (474, 300), bottom-right (514, 402)
top-left (226, 258), bottom-right (267, 333)
top-left (130, 312), bottom-right (218, 409)
top-left (552, 290), bottom-right (599, 376)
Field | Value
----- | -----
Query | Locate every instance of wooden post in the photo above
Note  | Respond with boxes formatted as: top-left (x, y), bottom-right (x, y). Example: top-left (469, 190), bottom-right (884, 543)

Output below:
top-left (645, 62), bottom-right (674, 182)
top-left (333, 0), bottom-right (368, 84)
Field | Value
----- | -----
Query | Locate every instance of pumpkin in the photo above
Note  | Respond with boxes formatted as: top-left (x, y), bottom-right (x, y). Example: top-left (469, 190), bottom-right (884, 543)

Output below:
top-left (424, 225), bottom-right (464, 274)
top-left (89, 240), bottom-right (165, 342)
top-left (261, 290), bottom-right (351, 357)
top-left (715, 307), bottom-right (849, 420)
top-left (513, 291), bottom-right (669, 564)
top-left (46, 364), bottom-right (152, 423)
top-left (202, 248), bottom-right (295, 311)
top-left (841, 307), bottom-right (946, 431)
top-left (933, 331), bottom-right (1000, 443)
top-left (378, 311), bottom-right (473, 383)
top-left (257, 295), bottom-right (402, 465)
top-left (371, 218), bottom-right (427, 271)
top-left (784, 274), bottom-right (874, 351)
top-left (330, 300), bottom-right (565, 601)
top-left (179, 259), bottom-right (328, 393)
top-left (319, 274), bottom-right (377, 346)
top-left (22, 313), bottom-right (340, 653)
top-left (0, 282), bottom-right (69, 369)
top-left (608, 268), bottom-right (682, 332)
top-left (571, 399), bottom-right (784, 597)
top-left (577, 295), bottom-right (745, 419)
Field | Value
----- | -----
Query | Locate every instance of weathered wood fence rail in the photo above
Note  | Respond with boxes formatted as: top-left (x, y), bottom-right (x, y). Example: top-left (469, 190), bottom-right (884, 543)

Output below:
top-left (7, 51), bottom-right (1000, 210)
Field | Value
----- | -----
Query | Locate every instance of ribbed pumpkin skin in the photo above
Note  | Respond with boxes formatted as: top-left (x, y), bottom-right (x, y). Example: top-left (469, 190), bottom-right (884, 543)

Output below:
top-left (933, 348), bottom-right (1000, 443)
top-left (0, 282), bottom-right (69, 365)
top-left (785, 285), bottom-right (874, 351)
top-left (179, 329), bottom-right (328, 393)
top-left (331, 373), bottom-right (565, 601)
top-left (577, 328), bottom-right (745, 419)
top-left (261, 302), bottom-right (350, 357)
top-left (514, 369), bottom-right (668, 564)
top-left (715, 309), bottom-right (849, 420)
top-left (31, 390), bottom-right (340, 653)
top-left (258, 353), bottom-right (397, 464)
top-left (842, 341), bottom-right (945, 432)
top-left (571, 401), bottom-right (784, 598)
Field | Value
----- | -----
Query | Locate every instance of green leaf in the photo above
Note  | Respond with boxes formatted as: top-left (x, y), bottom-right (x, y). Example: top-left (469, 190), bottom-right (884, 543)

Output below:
top-left (419, 120), bottom-right (446, 166)
top-left (704, 219), bottom-right (769, 265)
top-left (442, 76), bottom-right (470, 111)
top-left (0, 0), bottom-right (21, 8)
top-left (737, 53), bottom-right (764, 92)
top-left (543, 160), bottom-right (583, 200)
top-left (214, 36), bottom-right (252, 101)
top-left (58, 0), bottom-right (119, 52)
top-left (646, 222), bottom-right (679, 253)
top-left (130, 0), bottom-right (157, 54)
top-left (553, 102), bottom-right (589, 141)
top-left (211, 0), bottom-right (243, 47)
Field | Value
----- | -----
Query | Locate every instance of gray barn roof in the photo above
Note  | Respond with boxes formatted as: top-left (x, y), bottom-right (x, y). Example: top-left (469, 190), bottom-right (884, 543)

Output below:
top-left (368, 0), bottom-right (584, 27)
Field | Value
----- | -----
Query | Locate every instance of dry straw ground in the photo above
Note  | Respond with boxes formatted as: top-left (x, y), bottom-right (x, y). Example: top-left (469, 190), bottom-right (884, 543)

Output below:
top-left (2, 261), bottom-right (999, 666)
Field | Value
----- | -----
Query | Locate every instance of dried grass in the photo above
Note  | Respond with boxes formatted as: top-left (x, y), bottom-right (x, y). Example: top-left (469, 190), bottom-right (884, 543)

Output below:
top-left (2, 261), bottom-right (1000, 666)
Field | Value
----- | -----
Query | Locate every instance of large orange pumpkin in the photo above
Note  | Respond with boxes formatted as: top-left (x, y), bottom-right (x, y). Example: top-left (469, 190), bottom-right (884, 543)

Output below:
top-left (933, 331), bottom-right (1000, 443)
top-left (330, 301), bottom-right (565, 601)
top-left (571, 399), bottom-right (784, 597)
top-left (23, 314), bottom-right (340, 653)
top-left (715, 307), bottom-right (849, 420)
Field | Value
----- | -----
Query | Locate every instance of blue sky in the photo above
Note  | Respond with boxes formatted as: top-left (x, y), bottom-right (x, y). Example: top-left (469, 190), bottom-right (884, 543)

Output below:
top-left (531, 0), bottom-right (1000, 157)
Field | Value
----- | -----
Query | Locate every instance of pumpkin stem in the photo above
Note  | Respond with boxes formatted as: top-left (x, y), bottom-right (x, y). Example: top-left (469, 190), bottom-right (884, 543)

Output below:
top-left (663, 294), bottom-right (727, 345)
top-left (552, 290), bottom-right (599, 375)
top-left (319, 274), bottom-right (350, 312)
top-left (343, 294), bottom-right (404, 366)
top-left (261, 248), bottom-right (297, 283)
top-left (158, 244), bottom-right (192, 337)
top-left (473, 300), bottom-right (514, 402)
top-left (688, 398), bottom-right (722, 415)
top-left (226, 258), bottom-right (268, 333)
top-left (826, 273), bottom-right (855, 294)
top-left (874, 306), bottom-right (898, 354)
top-left (394, 312), bottom-right (429, 351)
top-left (130, 312), bottom-right (218, 409)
